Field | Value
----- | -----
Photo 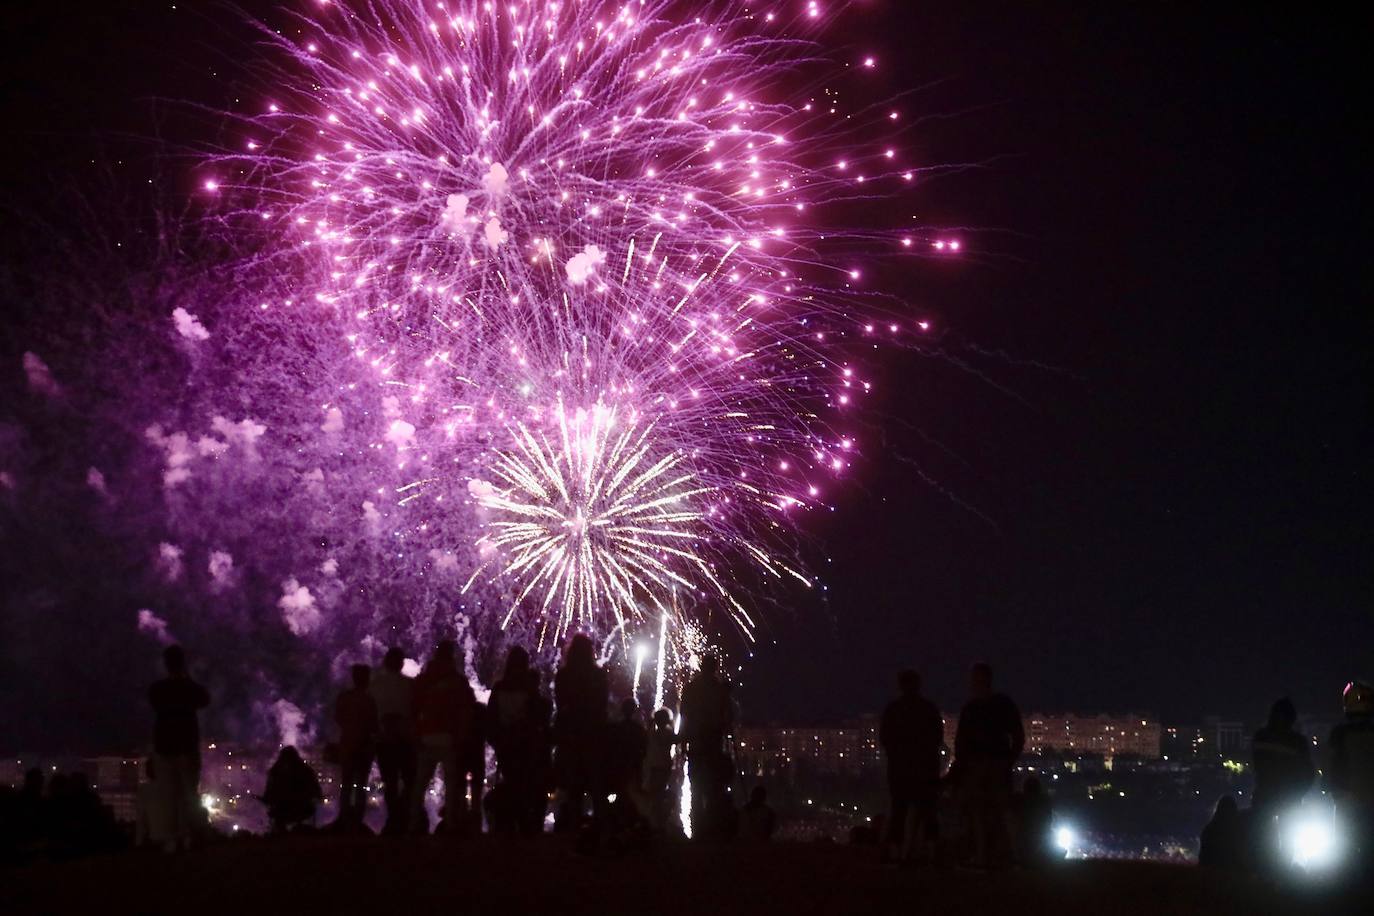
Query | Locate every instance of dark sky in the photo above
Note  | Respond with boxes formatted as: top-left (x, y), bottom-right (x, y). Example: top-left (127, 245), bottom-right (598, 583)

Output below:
top-left (1, 2), bottom-right (1369, 745)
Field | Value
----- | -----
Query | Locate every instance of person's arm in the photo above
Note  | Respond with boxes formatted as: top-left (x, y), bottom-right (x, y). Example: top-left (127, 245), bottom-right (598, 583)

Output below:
top-left (1007, 699), bottom-right (1026, 760)
top-left (1326, 727), bottom-right (1346, 795)
top-left (925, 707), bottom-right (944, 756)
top-left (1298, 736), bottom-right (1315, 788)
top-left (948, 710), bottom-right (967, 783)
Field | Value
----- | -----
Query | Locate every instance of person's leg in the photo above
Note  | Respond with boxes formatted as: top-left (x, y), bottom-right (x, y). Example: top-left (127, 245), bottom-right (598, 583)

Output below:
top-left (398, 738), bottom-right (418, 833)
top-left (155, 754), bottom-right (184, 852)
top-left (439, 747), bottom-right (463, 830)
top-left (468, 756), bottom-right (485, 834)
top-left (377, 739), bottom-right (401, 833)
top-left (411, 746), bottom-right (439, 834)
top-left (885, 769), bottom-right (909, 858)
top-left (338, 757), bottom-right (355, 825)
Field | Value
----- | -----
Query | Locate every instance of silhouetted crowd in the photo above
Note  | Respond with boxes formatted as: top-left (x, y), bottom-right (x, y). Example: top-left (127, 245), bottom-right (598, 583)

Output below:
top-left (0, 767), bottom-right (127, 860)
top-left (6, 639), bottom-right (1372, 884)
top-left (125, 636), bottom-right (767, 855)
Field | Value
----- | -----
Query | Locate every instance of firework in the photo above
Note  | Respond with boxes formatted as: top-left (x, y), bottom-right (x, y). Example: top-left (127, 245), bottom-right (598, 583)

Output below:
top-left (195, 0), bottom-right (940, 663)
top-left (0, 0), bottom-right (953, 742)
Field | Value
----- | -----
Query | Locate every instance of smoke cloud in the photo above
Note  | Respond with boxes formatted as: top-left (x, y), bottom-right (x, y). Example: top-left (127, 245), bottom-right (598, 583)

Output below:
top-left (172, 307), bottom-right (211, 341)
top-left (277, 578), bottom-right (320, 636)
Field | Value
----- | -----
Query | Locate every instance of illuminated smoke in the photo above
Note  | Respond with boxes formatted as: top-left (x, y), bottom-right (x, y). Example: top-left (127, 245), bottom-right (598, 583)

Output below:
top-left (277, 577), bottom-right (321, 636)
top-left (172, 307), bottom-right (211, 341)
top-left (137, 609), bottom-right (175, 645)
top-left (208, 550), bottom-right (236, 591)
top-left (86, 467), bottom-right (109, 499)
top-left (268, 698), bottom-right (312, 747)
top-left (22, 352), bottom-right (60, 397)
top-left (156, 542), bottom-right (184, 583)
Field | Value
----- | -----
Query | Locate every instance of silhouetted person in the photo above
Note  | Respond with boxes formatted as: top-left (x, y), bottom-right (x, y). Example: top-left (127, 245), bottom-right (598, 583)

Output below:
top-left (335, 663), bottom-right (379, 830)
top-left (410, 640), bottom-right (477, 833)
top-left (1014, 777), bottom-right (1060, 866)
top-left (1328, 680), bottom-right (1374, 863)
top-left (262, 746), bottom-right (323, 833)
top-left (644, 709), bottom-right (677, 832)
top-left (679, 655), bottom-right (734, 840)
top-left (605, 699), bottom-right (649, 835)
top-left (1199, 795), bottom-right (1248, 870)
top-left (372, 647), bottom-right (416, 835)
top-left (606, 699), bottom-right (649, 797)
top-left (1250, 696), bottom-right (1314, 868)
top-left (554, 634), bottom-right (610, 834)
top-left (458, 693), bottom-right (488, 835)
top-left (879, 669), bottom-right (943, 863)
top-left (489, 646), bottom-right (548, 834)
top-left (948, 662), bottom-right (1024, 869)
top-left (148, 644), bottom-right (210, 851)
top-left (740, 785), bottom-right (777, 841)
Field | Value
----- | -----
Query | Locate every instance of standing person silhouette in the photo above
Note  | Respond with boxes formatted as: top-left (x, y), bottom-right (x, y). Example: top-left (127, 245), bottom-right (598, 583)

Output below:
top-left (335, 663), bottom-right (379, 830)
top-left (879, 669), bottom-right (943, 863)
top-left (148, 645), bottom-right (210, 852)
top-left (948, 662), bottom-right (1024, 869)
top-left (489, 646), bottom-right (550, 834)
top-left (679, 655), bottom-right (734, 840)
top-left (371, 647), bottom-right (416, 835)
top-left (1250, 696), bottom-right (1313, 868)
top-left (410, 641), bottom-right (476, 833)
top-left (1328, 681), bottom-right (1374, 864)
top-left (553, 634), bottom-right (609, 835)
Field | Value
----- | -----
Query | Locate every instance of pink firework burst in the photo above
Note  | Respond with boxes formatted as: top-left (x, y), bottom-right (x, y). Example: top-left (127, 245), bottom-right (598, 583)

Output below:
top-left (201, 0), bottom-right (939, 657)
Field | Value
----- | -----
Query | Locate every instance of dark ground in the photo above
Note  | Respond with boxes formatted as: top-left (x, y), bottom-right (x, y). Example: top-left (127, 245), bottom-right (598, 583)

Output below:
top-left (3, 837), bottom-right (1368, 916)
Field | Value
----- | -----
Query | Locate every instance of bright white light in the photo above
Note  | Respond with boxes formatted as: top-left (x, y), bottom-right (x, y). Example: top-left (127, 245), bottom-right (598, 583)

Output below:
top-left (1291, 817), bottom-right (1338, 869)
top-left (1055, 826), bottom-right (1075, 853)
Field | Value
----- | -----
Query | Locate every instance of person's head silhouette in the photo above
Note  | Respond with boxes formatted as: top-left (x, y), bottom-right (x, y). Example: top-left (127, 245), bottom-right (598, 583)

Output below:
top-left (970, 662), bottom-right (993, 698)
top-left (1267, 697), bottom-right (1297, 730)
top-left (504, 645), bottom-right (530, 678)
top-left (565, 633), bottom-right (595, 668)
top-left (383, 647), bottom-right (405, 673)
top-left (163, 644), bottom-right (187, 676)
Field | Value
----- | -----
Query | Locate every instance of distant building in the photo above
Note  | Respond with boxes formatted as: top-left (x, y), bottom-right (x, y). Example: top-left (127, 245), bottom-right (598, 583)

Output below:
top-left (1024, 713), bottom-right (1162, 759)
top-left (736, 718), bottom-right (883, 778)
top-left (1162, 718), bottom-right (1251, 760)
top-left (738, 709), bottom-right (1163, 774)
top-left (1202, 717), bottom-right (1248, 757)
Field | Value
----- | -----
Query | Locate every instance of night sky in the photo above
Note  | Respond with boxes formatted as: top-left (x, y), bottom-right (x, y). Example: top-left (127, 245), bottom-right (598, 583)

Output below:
top-left (1, 2), bottom-right (1368, 749)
